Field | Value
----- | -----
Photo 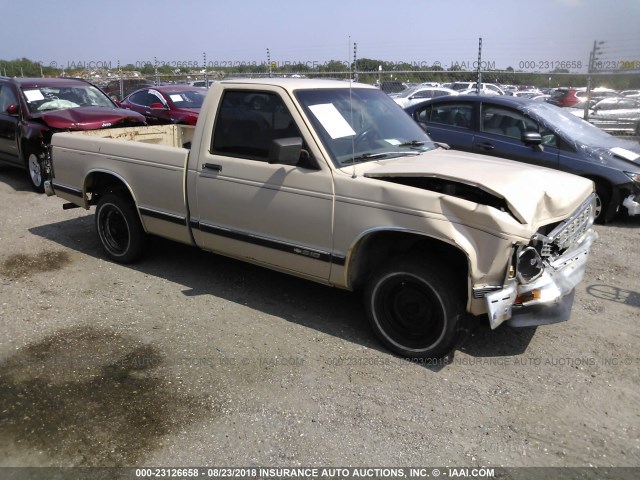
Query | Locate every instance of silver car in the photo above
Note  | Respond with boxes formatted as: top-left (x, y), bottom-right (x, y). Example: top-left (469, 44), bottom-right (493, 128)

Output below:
top-left (586, 97), bottom-right (640, 136)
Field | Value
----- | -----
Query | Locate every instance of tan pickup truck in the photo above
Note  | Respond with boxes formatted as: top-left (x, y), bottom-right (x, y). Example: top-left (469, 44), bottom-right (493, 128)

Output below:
top-left (46, 78), bottom-right (598, 358)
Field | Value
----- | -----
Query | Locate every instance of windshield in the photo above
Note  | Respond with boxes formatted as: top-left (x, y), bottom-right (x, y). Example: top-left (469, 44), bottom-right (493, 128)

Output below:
top-left (22, 84), bottom-right (114, 113)
top-left (295, 88), bottom-right (436, 167)
top-left (165, 89), bottom-right (206, 108)
top-left (523, 101), bottom-right (616, 146)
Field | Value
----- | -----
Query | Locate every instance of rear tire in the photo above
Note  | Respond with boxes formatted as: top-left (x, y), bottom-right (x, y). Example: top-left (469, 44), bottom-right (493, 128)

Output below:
top-left (95, 193), bottom-right (147, 263)
top-left (364, 259), bottom-right (464, 359)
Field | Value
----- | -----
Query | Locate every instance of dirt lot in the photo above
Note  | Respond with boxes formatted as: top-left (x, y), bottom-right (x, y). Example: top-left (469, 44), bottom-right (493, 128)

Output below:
top-left (0, 165), bottom-right (638, 470)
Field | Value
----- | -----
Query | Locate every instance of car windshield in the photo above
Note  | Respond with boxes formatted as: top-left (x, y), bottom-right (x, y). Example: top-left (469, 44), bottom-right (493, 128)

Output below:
top-left (22, 84), bottom-right (114, 113)
top-left (295, 87), bottom-right (437, 167)
top-left (165, 89), bottom-right (206, 108)
top-left (523, 102), bottom-right (617, 146)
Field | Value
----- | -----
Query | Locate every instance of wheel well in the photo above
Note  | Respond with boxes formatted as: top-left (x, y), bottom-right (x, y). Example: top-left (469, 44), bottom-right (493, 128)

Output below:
top-left (84, 172), bottom-right (135, 206)
top-left (583, 175), bottom-right (630, 205)
top-left (348, 231), bottom-right (469, 293)
top-left (584, 176), bottom-right (611, 195)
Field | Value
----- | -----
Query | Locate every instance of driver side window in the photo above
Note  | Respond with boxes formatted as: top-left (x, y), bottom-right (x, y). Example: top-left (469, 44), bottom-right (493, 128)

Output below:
top-left (0, 84), bottom-right (18, 113)
top-left (211, 90), bottom-right (304, 163)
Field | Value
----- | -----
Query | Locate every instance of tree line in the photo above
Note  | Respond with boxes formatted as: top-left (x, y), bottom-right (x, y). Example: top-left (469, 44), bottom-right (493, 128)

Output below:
top-left (2, 57), bottom-right (638, 90)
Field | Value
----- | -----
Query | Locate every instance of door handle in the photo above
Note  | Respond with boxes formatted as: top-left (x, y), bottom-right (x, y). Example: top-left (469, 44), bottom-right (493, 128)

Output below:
top-left (202, 163), bottom-right (222, 172)
top-left (476, 142), bottom-right (495, 151)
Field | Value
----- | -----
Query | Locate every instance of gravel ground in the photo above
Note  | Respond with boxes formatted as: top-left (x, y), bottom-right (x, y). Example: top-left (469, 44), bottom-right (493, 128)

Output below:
top-left (0, 165), bottom-right (638, 470)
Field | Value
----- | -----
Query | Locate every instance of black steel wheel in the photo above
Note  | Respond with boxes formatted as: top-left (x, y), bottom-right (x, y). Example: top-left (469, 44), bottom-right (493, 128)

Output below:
top-left (95, 193), bottom-right (146, 263)
top-left (364, 259), bottom-right (463, 358)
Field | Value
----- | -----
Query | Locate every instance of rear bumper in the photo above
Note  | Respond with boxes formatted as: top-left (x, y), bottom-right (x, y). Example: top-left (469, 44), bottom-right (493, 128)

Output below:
top-left (484, 229), bottom-right (598, 329)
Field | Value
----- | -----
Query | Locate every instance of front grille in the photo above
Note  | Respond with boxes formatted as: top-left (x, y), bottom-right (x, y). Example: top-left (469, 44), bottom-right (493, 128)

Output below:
top-left (535, 194), bottom-right (596, 258)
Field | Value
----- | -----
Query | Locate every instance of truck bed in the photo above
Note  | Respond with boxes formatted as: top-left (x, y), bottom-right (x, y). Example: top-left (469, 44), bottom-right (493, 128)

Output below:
top-left (62, 124), bottom-right (195, 148)
top-left (50, 124), bottom-right (194, 245)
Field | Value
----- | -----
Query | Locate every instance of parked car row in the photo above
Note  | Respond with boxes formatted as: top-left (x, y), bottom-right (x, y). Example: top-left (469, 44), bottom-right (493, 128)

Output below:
top-left (565, 96), bottom-right (640, 136)
top-left (0, 76), bottom-right (209, 191)
top-left (403, 95), bottom-right (640, 223)
top-left (0, 76), bottom-right (147, 191)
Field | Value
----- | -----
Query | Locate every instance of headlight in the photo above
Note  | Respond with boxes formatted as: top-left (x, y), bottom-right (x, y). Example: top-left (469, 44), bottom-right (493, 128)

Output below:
top-left (625, 171), bottom-right (640, 184)
top-left (516, 246), bottom-right (544, 284)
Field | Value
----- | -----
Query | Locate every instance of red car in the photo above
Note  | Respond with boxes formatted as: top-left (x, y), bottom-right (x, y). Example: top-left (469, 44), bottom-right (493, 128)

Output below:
top-left (120, 86), bottom-right (207, 126)
top-left (0, 77), bottom-right (146, 192)
top-left (546, 87), bottom-right (580, 107)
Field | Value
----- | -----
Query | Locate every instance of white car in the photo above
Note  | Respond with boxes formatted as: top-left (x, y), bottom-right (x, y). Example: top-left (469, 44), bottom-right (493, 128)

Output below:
top-left (451, 82), bottom-right (505, 95)
top-left (621, 90), bottom-right (640, 98)
top-left (392, 86), bottom-right (458, 108)
top-left (457, 87), bottom-right (502, 96)
top-left (575, 87), bottom-right (617, 100)
top-left (512, 90), bottom-right (543, 98)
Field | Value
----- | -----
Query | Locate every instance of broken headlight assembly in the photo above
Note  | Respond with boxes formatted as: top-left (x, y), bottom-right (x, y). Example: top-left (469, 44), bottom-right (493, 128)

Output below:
top-left (515, 245), bottom-right (544, 284)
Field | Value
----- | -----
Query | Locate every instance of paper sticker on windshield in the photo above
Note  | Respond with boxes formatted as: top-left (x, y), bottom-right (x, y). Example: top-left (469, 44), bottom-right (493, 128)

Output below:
top-left (308, 103), bottom-right (356, 139)
top-left (169, 94), bottom-right (183, 102)
top-left (23, 89), bottom-right (44, 102)
top-left (384, 139), bottom-right (401, 146)
top-left (610, 147), bottom-right (640, 162)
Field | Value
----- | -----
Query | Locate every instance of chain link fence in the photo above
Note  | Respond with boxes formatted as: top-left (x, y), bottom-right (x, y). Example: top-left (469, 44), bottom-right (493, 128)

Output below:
top-left (98, 69), bottom-right (640, 89)
top-left (94, 68), bottom-right (639, 139)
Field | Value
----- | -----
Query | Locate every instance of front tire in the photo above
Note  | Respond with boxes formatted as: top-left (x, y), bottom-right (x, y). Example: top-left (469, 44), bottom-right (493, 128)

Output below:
top-left (364, 259), bottom-right (464, 358)
top-left (95, 193), bottom-right (147, 263)
top-left (25, 150), bottom-right (45, 193)
top-left (594, 180), bottom-right (613, 224)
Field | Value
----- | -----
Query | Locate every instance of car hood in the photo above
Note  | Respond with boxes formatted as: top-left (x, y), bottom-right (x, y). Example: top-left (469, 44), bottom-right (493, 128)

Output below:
top-left (35, 107), bottom-right (145, 130)
top-left (581, 141), bottom-right (640, 169)
top-left (359, 150), bottom-right (594, 225)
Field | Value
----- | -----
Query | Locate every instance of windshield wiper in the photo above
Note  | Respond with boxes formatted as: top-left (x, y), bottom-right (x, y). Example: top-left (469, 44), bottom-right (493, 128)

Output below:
top-left (398, 140), bottom-right (426, 147)
top-left (346, 150), bottom-right (422, 164)
top-left (351, 152), bottom-right (389, 161)
top-left (398, 140), bottom-right (450, 150)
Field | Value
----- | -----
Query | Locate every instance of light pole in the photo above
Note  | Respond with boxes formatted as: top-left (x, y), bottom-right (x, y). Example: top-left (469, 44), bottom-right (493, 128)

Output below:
top-left (584, 40), bottom-right (605, 121)
top-left (267, 48), bottom-right (271, 78)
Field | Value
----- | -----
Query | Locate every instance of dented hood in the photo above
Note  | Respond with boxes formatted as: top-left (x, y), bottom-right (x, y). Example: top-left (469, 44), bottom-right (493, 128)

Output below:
top-left (35, 107), bottom-right (145, 130)
top-left (362, 150), bottom-right (594, 225)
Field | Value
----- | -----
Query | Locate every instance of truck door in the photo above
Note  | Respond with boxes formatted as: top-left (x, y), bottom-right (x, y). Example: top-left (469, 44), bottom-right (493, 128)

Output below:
top-left (190, 89), bottom-right (335, 281)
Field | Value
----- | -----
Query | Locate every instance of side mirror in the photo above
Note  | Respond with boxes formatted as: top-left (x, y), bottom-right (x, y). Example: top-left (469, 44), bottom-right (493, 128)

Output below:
top-left (150, 102), bottom-right (167, 110)
top-left (521, 131), bottom-right (542, 146)
top-left (112, 99), bottom-right (122, 107)
top-left (418, 121), bottom-right (429, 133)
top-left (6, 104), bottom-right (19, 115)
top-left (268, 137), bottom-right (303, 166)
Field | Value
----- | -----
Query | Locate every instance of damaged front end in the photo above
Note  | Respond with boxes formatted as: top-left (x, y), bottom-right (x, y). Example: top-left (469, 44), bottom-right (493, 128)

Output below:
top-left (479, 193), bottom-right (598, 329)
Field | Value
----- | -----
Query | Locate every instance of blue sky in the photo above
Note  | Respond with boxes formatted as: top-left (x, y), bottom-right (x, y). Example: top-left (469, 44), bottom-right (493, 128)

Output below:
top-left (1, 0), bottom-right (639, 72)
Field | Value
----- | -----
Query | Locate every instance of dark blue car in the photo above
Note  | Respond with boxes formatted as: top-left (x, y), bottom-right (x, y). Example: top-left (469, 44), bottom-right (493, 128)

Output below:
top-left (404, 95), bottom-right (640, 223)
